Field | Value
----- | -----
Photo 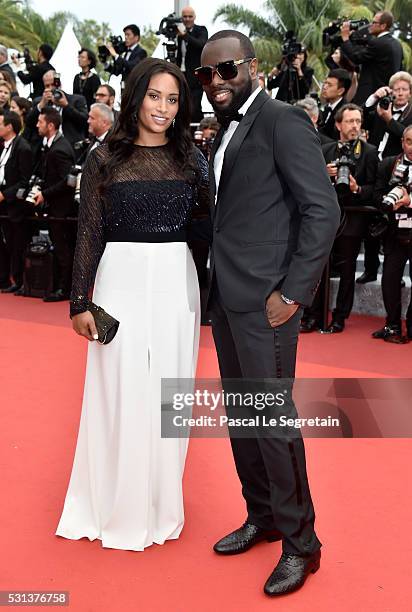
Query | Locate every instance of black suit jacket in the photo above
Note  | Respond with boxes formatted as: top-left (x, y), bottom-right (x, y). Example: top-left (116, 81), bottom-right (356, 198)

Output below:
top-left (41, 133), bottom-right (75, 215)
top-left (341, 34), bottom-right (403, 105)
top-left (318, 98), bottom-right (347, 140)
top-left (322, 140), bottom-right (378, 236)
top-left (364, 103), bottom-right (412, 158)
top-left (111, 45), bottom-right (147, 81)
top-left (208, 90), bottom-right (340, 310)
top-left (17, 61), bottom-right (55, 99)
top-left (177, 24), bottom-right (208, 88)
top-left (1, 136), bottom-right (33, 221)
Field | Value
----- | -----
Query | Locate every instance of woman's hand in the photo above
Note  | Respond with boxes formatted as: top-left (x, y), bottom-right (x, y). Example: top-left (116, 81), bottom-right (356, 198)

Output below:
top-left (72, 311), bottom-right (99, 341)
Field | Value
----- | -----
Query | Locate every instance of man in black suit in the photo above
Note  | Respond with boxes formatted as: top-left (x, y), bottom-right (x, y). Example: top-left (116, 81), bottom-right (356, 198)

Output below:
top-left (340, 10), bottom-right (403, 106)
top-left (372, 126), bottom-right (412, 342)
top-left (0, 45), bottom-right (16, 87)
top-left (177, 6), bottom-right (208, 122)
top-left (198, 31), bottom-right (340, 595)
top-left (106, 24), bottom-right (147, 85)
top-left (0, 111), bottom-right (32, 293)
top-left (33, 107), bottom-right (75, 302)
top-left (24, 70), bottom-right (88, 164)
top-left (295, 97), bottom-right (334, 145)
top-left (12, 43), bottom-right (55, 100)
top-left (318, 69), bottom-right (351, 140)
top-left (319, 104), bottom-right (378, 333)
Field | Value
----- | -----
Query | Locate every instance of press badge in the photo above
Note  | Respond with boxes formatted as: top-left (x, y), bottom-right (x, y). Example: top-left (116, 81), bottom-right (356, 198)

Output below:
top-left (395, 213), bottom-right (412, 228)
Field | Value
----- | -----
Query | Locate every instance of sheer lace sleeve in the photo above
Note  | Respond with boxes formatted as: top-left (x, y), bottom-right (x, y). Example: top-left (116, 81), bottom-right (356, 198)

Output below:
top-left (70, 146), bottom-right (107, 317)
top-left (192, 147), bottom-right (210, 219)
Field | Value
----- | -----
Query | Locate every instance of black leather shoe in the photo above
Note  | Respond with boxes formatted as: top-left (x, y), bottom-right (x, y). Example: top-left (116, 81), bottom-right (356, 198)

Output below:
top-left (325, 320), bottom-right (344, 333)
top-left (43, 289), bottom-right (69, 302)
top-left (300, 318), bottom-right (320, 333)
top-left (372, 325), bottom-right (401, 340)
top-left (14, 286), bottom-right (25, 296)
top-left (356, 272), bottom-right (377, 284)
top-left (1, 283), bottom-right (20, 293)
top-left (264, 550), bottom-right (321, 596)
top-left (213, 522), bottom-right (282, 555)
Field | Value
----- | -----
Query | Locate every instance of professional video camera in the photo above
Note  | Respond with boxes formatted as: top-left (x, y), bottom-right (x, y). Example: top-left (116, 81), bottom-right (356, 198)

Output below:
top-left (98, 35), bottom-right (127, 64)
top-left (157, 13), bottom-right (183, 63)
top-left (67, 165), bottom-right (82, 205)
top-left (282, 31), bottom-right (303, 64)
top-left (382, 160), bottom-right (412, 211)
top-left (322, 18), bottom-right (369, 49)
top-left (15, 44), bottom-right (36, 69)
top-left (334, 141), bottom-right (359, 195)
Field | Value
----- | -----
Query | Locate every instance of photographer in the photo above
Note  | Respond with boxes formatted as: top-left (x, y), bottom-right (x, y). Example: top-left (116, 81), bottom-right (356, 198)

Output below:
top-left (33, 107), bottom-right (75, 302)
top-left (0, 111), bottom-right (32, 295)
top-left (363, 71), bottom-right (412, 160)
top-left (12, 43), bottom-right (55, 100)
top-left (73, 48), bottom-right (101, 110)
top-left (25, 70), bottom-right (88, 162)
top-left (340, 11), bottom-right (403, 105)
top-left (267, 45), bottom-right (313, 104)
top-left (176, 7), bottom-right (208, 122)
top-left (319, 69), bottom-right (351, 140)
top-left (301, 104), bottom-right (378, 333)
top-left (105, 24), bottom-right (147, 84)
top-left (86, 103), bottom-right (114, 156)
top-left (372, 126), bottom-right (412, 343)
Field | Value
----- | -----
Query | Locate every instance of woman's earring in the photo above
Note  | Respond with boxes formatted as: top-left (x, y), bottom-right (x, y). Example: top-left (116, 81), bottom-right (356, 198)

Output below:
top-left (132, 111), bottom-right (138, 123)
top-left (172, 118), bottom-right (176, 127)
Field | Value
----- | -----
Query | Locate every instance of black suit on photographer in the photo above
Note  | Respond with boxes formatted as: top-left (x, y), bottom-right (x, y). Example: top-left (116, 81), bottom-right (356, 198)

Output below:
top-left (372, 129), bottom-right (412, 340)
top-left (0, 112), bottom-right (33, 293)
top-left (176, 8), bottom-right (208, 122)
top-left (340, 11), bottom-right (403, 105)
top-left (267, 41), bottom-right (313, 104)
top-left (13, 43), bottom-right (55, 100)
top-left (105, 24), bottom-right (147, 85)
top-left (363, 74), bottom-right (412, 160)
top-left (321, 105), bottom-right (378, 332)
top-left (33, 108), bottom-right (75, 301)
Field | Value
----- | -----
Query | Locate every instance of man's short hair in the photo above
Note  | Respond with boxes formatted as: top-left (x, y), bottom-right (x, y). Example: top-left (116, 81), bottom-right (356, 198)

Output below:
top-left (335, 103), bottom-right (363, 124)
top-left (379, 11), bottom-right (394, 31)
top-left (205, 30), bottom-right (255, 58)
top-left (389, 71), bottom-right (412, 93)
top-left (40, 106), bottom-right (61, 129)
top-left (90, 103), bottom-right (114, 124)
top-left (123, 24), bottom-right (140, 37)
top-left (2, 110), bottom-right (21, 135)
top-left (295, 97), bottom-right (319, 120)
top-left (199, 116), bottom-right (220, 131)
top-left (327, 69), bottom-right (352, 95)
top-left (0, 45), bottom-right (8, 60)
top-left (402, 125), bottom-right (412, 139)
top-left (98, 84), bottom-right (115, 98)
top-left (39, 43), bottom-right (54, 61)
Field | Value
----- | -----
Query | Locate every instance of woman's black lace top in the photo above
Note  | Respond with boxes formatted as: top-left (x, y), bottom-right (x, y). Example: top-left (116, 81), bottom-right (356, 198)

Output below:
top-left (70, 143), bottom-right (209, 316)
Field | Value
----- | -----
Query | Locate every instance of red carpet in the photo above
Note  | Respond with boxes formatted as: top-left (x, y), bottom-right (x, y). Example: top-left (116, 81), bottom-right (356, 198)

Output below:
top-left (1, 294), bottom-right (411, 611)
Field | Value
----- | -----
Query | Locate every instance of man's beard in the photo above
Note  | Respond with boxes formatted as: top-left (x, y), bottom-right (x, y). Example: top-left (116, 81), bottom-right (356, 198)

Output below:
top-left (214, 79), bottom-right (253, 124)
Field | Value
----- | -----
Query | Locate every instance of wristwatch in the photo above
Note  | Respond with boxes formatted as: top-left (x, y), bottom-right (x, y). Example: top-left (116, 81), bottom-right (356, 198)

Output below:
top-left (280, 294), bottom-right (300, 306)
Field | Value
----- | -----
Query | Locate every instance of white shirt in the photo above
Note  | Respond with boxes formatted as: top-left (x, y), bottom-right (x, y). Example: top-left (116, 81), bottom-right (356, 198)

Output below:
top-left (125, 43), bottom-right (138, 61)
top-left (214, 86), bottom-right (262, 197)
top-left (90, 131), bottom-right (108, 153)
top-left (0, 136), bottom-right (16, 186)
top-left (322, 97), bottom-right (343, 124)
top-left (377, 103), bottom-right (408, 159)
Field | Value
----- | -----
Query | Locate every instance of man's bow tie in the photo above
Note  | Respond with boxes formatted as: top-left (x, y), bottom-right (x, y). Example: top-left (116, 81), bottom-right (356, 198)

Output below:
top-left (220, 111), bottom-right (244, 130)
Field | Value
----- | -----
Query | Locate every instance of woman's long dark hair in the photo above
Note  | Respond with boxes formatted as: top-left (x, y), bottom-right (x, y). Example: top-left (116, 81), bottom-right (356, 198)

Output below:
top-left (99, 58), bottom-right (197, 193)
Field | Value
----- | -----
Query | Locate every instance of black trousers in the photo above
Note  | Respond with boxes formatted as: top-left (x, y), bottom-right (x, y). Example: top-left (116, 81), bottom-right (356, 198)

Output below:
top-left (1, 219), bottom-right (30, 286)
top-left (363, 236), bottom-right (381, 275)
top-left (184, 75), bottom-right (203, 123)
top-left (332, 234), bottom-right (362, 323)
top-left (210, 286), bottom-right (321, 556)
top-left (382, 240), bottom-right (412, 328)
top-left (0, 224), bottom-right (10, 286)
top-left (48, 211), bottom-right (75, 294)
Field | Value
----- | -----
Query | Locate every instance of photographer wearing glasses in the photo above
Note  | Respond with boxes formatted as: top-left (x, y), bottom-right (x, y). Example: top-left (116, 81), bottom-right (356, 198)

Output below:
top-left (340, 11), bottom-right (403, 105)
top-left (176, 7), bottom-right (208, 122)
top-left (105, 24), bottom-right (147, 84)
top-left (372, 126), bottom-right (412, 343)
top-left (12, 43), bottom-right (55, 100)
top-left (363, 72), bottom-right (412, 160)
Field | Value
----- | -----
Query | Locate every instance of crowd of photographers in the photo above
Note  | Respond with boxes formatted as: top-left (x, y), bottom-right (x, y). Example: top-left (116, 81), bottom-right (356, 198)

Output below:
top-left (1, 7), bottom-right (412, 342)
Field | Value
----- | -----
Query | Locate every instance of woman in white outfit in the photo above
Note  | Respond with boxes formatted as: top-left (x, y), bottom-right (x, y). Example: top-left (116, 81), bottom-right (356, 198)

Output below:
top-left (56, 58), bottom-right (210, 551)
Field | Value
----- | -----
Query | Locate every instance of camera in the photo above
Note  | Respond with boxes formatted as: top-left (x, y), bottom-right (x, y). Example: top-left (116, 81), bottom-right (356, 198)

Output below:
top-left (322, 19), bottom-right (369, 48)
top-left (382, 162), bottom-right (412, 211)
top-left (25, 176), bottom-right (45, 215)
top-left (282, 31), bottom-right (303, 63)
top-left (157, 13), bottom-right (183, 63)
top-left (51, 74), bottom-right (63, 101)
top-left (98, 35), bottom-right (127, 64)
top-left (16, 44), bottom-right (35, 69)
top-left (378, 94), bottom-right (396, 110)
top-left (67, 165), bottom-right (82, 204)
top-left (334, 142), bottom-right (357, 195)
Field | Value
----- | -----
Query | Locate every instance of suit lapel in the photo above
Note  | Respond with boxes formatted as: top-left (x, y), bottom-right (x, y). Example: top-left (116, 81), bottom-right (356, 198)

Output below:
top-left (208, 127), bottom-right (224, 220)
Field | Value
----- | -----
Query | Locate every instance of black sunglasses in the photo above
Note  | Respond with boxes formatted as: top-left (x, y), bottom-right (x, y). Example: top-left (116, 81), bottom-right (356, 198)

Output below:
top-left (194, 58), bottom-right (255, 85)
